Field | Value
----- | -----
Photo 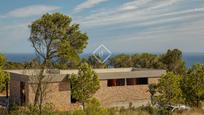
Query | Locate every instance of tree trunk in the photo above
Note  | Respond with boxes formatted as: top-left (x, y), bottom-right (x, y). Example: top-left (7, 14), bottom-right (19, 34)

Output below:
top-left (82, 102), bottom-right (85, 110)
top-left (34, 65), bottom-right (46, 105)
top-left (39, 85), bottom-right (43, 115)
top-left (6, 81), bottom-right (8, 98)
top-left (197, 96), bottom-right (199, 107)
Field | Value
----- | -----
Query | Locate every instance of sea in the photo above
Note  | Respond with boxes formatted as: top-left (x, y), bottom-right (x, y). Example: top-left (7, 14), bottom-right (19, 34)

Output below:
top-left (4, 53), bottom-right (204, 68)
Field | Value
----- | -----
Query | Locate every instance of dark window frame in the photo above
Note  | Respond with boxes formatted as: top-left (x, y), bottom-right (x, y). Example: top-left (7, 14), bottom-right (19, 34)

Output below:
top-left (136, 78), bottom-right (148, 85)
top-left (126, 78), bottom-right (137, 85)
top-left (107, 79), bottom-right (125, 87)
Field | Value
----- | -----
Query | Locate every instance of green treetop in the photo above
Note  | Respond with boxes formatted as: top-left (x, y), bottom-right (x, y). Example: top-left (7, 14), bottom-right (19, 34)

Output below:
top-left (181, 64), bottom-right (204, 107)
top-left (71, 63), bottom-right (100, 107)
top-left (29, 13), bottom-right (88, 68)
top-left (157, 72), bottom-right (183, 105)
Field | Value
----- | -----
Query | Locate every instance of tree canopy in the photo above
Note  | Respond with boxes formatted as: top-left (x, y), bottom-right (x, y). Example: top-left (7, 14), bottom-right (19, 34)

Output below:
top-left (160, 49), bottom-right (186, 75)
top-left (132, 53), bottom-right (164, 69)
top-left (82, 55), bottom-right (107, 68)
top-left (0, 54), bottom-right (9, 93)
top-left (0, 54), bottom-right (6, 68)
top-left (29, 13), bottom-right (88, 68)
top-left (71, 63), bottom-right (100, 107)
top-left (110, 54), bottom-right (132, 68)
top-left (157, 72), bottom-right (183, 105)
top-left (109, 49), bottom-right (186, 75)
top-left (181, 64), bottom-right (204, 107)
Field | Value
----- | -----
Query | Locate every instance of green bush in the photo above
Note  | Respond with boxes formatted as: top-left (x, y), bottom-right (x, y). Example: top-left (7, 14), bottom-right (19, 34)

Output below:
top-left (0, 69), bottom-right (9, 92)
top-left (72, 110), bottom-right (85, 115)
top-left (84, 98), bottom-right (110, 115)
top-left (25, 103), bottom-right (55, 115)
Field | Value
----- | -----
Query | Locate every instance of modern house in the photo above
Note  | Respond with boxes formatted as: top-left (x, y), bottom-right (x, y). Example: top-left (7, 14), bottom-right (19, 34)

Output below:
top-left (7, 68), bottom-right (166, 111)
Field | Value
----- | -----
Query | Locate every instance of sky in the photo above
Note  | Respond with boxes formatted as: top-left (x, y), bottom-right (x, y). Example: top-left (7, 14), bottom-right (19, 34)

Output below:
top-left (0, 0), bottom-right (204, 54)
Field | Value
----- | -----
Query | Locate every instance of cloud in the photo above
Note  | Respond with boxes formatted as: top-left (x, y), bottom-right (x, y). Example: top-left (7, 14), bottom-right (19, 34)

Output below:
top-left (74, 0), bottom-right (108, 12)
top-left (76, 0), bottom-right (204, 29)
top-left (0, 22), bottom-right (32, 53)
top-left (2, 5), bottom-right (60, 18)
top-left (150, 0), bottom-right (182, 10)
top-left (101, 19), bottom-right (204, 53)
top-left (79, 0), bottom-right (204, 53)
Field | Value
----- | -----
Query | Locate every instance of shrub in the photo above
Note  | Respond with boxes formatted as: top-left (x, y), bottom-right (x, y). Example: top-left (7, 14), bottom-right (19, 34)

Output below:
top-left (72, 110), bottom-right (85, 115)
top-left (25, 103), bottom-right (55, 115)
top-left (84, 98), bottom-right (109, 115)
top-left (0, 70), bottom-right (9, 92)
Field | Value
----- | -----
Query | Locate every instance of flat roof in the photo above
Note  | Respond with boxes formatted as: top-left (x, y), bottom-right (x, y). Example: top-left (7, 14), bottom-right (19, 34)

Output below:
top-left (6, 68), bottom-right (166, 83)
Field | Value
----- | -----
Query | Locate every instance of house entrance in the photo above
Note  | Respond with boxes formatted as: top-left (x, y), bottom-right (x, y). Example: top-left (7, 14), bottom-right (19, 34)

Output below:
top-left (20, 82), bottom-right (26, 105)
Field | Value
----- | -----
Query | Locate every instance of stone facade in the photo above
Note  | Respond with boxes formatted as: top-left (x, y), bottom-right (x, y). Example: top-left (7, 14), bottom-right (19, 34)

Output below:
top-left (27, 82), bottom-right (71, 111)
top-left (94, 77), bottom-right (160, 108)
top-left (10, 79), bottom-right (21, 104)
top-left (8, 68), bottom-right (165, 111)
top-left (9, 73), bottom-right (72, 111)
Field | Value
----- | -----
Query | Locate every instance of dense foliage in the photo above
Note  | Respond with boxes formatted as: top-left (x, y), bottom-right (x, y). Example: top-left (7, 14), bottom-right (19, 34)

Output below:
top-left (71, 63), bottom-right (100, 107)
top-left (110, 54), bottom-right (132, 67)
top-left (160, 49), bottom-right (186, 75)
top-left (181, 64), bottom-right (204, 107)
top-left (157, 72), bottom-right (183, 105)
top-left (82, 55), bottom-right (107, 68)
top-left (29, 13), bottom-right (88, 68)
top-left (0, 54), bottom-right (9, 92)
top-left (148, 64), bottom-right (204, 110)
top-left (132, 53), bottom-right (164, 68)
top-left (0, 54), bottom-right (6, 67)
top-left (109, 49), bottom-right (186, 74)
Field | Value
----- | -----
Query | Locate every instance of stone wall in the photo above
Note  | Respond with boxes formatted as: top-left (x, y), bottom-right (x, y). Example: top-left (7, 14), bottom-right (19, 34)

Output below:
top-left (149, 77), bottom-right (160, 84)
top-left (27, 81), bottom-right (71, 111)
top-left (94, 77), bottom-right (160, 108)
top-left (10, 80), bottom-right (21, 104)
top-left (9, 72), bottom-right (161, 110)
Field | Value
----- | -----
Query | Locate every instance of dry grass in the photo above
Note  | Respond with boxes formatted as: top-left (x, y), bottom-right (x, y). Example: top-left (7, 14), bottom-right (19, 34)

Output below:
top-left (173, 108), bottom-right (204, 115)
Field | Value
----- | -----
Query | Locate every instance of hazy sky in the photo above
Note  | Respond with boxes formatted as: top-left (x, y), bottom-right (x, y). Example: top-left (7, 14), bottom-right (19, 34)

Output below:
top-left (0, 0), bottom-right (204, 54)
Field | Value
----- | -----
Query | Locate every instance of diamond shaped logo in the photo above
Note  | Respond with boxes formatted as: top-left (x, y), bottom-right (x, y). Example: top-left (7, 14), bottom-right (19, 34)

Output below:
top-left (92, 44), bottom-right (112, 63)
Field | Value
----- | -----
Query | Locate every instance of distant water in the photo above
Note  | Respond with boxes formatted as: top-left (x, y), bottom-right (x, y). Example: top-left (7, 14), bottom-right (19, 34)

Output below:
top-left (5, 53), bottom-right (204, 68)
top-left (5, 53), bottom-right (36, 63)
top-left (183, 53), bottom-right (204, 67)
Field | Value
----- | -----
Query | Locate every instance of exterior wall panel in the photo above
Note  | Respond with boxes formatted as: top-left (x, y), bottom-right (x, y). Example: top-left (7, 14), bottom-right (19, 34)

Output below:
top-left (27, 82), bottom-right (71, 111)
top-left (10, 80), bottom-right (21, 104)
top-left (8, 68), bottom-right (164, 110)
top-left (94, 80), bottom-right (151, 107)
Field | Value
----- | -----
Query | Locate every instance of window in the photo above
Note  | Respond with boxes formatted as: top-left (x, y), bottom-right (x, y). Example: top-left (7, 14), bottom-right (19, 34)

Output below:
top-left (136, 78), bottom-right (148, 85)
top-left (127, 78), bottom-right (136, 85)
top-left (108, 79), bottom-right (125, 87)
top-left (108, 78), bottom-right (148, 86)
top-left (127, 78), bottom-right (148, 85)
